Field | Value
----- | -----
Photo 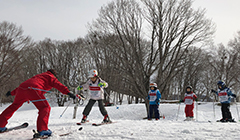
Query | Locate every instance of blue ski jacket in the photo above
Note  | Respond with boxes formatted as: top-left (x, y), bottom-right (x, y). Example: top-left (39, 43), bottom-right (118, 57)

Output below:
top-left (148, 89), bottom-right (161, 105)
top-left (213, 87), bottom-right (234, 104)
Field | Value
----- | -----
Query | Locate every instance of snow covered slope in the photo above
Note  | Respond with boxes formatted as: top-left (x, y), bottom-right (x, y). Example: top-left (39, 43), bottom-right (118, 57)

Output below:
top-left (1, 102), bottom-right (240, 140)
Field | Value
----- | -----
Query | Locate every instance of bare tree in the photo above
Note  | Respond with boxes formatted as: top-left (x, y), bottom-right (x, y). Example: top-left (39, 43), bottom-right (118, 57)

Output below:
top-left (0, 21), bottom-right (33, 103)
top-left (86, 0), bottom-right (215, 116)
top-left (142, 0), bottom-right (215, 99)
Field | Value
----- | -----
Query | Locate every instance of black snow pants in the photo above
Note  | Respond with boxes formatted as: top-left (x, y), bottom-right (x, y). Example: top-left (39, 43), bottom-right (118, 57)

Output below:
top-left (82, 99), bottom-right (108, 116)
top-left (221, 103), bottom-right (232, 120)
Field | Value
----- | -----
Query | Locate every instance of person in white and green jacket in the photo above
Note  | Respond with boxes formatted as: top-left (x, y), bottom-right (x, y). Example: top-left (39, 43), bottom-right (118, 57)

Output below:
top-left (77, 69), bottom-right (110, 123)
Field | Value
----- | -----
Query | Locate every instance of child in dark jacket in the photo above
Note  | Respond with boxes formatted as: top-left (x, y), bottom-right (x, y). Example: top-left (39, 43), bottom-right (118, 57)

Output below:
top-left (211, 80), bottom-right (236, 122)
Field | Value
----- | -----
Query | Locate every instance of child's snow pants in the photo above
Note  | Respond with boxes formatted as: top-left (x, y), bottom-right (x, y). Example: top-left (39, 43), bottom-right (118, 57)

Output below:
top-left (185, 104), bottom-right (194, 117)
top-left (148, 104), bottom-right (160, 119)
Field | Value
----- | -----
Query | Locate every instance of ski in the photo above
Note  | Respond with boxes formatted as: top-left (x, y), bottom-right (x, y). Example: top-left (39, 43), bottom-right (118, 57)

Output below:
top-left (0, 122), bottom-right (28, 133)
top-left (31, 129), bottom-right (72, 140)
top-left (92, 121), bottom-right (115, 126)
top-left (216, 120), bottom-right (237, 123)
top-left (31, 136), bottom-right (49, 140)
top-left (76, 120), bottom-right (89, 125)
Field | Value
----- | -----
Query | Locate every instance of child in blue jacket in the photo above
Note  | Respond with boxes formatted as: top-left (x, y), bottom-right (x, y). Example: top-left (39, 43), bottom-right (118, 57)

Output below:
top-left (211, 80), bottom-right (236, 122)
top-left (147, 83), bottom-right (161, 120)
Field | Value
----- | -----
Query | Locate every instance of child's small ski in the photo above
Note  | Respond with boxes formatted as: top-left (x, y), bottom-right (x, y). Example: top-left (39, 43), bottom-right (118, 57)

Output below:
top-left (216, 120), bottom-right (237, 123)
top-left (76, 120), bottom-right (89, 125)
top-left (92, 121), bottom-right (115, 126)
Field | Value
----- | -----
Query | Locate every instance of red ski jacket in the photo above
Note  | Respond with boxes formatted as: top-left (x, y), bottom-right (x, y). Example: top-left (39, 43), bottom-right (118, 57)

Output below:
top-left (11, 71), bottom-right (70, 96)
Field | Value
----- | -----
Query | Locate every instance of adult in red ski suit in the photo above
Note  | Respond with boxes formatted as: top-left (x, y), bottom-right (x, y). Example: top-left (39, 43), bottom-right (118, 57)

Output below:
top-left (0, 69), bottom-right (75, 132)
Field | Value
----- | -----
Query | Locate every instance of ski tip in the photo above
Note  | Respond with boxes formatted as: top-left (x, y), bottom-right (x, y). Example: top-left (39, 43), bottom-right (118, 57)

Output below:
top-left (23, 122), bottom-right (29, 127)
top-left (78, 127), bottom-right (83, 131)
top-left (76, 122), bottom-right (81, 125)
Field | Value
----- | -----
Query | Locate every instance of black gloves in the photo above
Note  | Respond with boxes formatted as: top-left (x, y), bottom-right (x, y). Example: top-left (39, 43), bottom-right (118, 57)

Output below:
top-left (6, 91), bottom-right (11, 97)
top-left (211, 89), bottom-right (217, 93)
top-left (67, 92), bottom-right (76, 99)
top-left (232, 94), bottom-right (237, 98)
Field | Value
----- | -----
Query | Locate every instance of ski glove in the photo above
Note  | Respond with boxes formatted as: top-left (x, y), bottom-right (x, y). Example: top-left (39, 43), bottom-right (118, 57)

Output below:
top-left (67, 92), bottom-right (76, 99)
top-left (211, 89), bottom-right (217, 93)
top-left (155, 99), bottom-right (160, 104)
top-left (77, 86), bottom-right (83, 91)
top-left (5, 91), bottom-right (11, 97)
top-left (232, 94), bottom-right (237, 98)
top-left (179, 99), bottom-right (184, 103)
top-left (98, 82), bottom-right (106, 87)
top-left (76, 93), bottom-right (86, 100)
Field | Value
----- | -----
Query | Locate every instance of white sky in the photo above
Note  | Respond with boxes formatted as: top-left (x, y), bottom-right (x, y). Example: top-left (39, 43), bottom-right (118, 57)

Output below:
top-left (0, 0), bottom-right (240, 46)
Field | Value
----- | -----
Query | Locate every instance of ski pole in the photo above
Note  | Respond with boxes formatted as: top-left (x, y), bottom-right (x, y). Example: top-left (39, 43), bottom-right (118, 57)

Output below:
top-left (27, 99), bottom-right (49, 103)
top-left (104, 89), bottom-right (119, 109)
top-left (158, 104), bottom-right (165, 119)
top-left (196, 101), bottom-right (198, 121)
top-left (59, 101), bottom-right (72, 118)
top-left (211, 90), bottom-right (217, 120)
top-left (28, 87), bottom-right (52, 93)
top-left (234, 98), bottom-right (240, 122)
top-left (176, 102), bottom-right (181, 121)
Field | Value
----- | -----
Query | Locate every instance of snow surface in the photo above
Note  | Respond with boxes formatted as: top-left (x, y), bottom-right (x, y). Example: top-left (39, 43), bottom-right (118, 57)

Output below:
top-left (1, 101), bottom-right (240, 140)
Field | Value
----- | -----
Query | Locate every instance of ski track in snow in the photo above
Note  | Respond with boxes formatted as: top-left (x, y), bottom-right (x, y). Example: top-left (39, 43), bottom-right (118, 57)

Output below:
top-left (1, 102), bottom-right (240, 140)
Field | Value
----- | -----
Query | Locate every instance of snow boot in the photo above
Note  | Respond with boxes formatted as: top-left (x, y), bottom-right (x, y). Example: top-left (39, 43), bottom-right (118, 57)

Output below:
top-left (189, 117), bottom-right (194, 121)
top-left (81, 114), bottom-right (87, 123)
top-left (0, 127), bottom-right (7, 132)
top-left (227, 118), bottom-right (236, 123)
top-left (102, 115), bottom-right (112, 123)
top-left (38, 129), bottom-right (52, 137)
top-left (184, 117), bottom-right (190, 121)
top-left (218, 118), bottom-right (227, 122)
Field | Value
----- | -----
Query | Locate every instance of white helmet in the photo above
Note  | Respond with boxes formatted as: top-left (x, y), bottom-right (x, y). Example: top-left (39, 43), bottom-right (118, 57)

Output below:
top-left (149, 83), bottom-right (157, 88)
top-left (88, 69), bottom-right (98, 78)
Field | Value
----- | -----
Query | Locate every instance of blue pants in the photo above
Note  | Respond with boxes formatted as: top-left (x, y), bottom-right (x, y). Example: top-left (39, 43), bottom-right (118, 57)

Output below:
top-left (148, 104), bottom-right (160, 119)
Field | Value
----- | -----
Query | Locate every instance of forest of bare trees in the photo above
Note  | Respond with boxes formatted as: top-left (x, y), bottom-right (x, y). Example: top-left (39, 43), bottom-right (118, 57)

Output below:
top-left (1, 0), bottom-right (240, 115)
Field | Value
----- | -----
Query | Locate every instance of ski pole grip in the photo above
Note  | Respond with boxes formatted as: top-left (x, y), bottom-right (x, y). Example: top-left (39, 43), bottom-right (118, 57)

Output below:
top-left (76, 94), bottom-right (81, 99)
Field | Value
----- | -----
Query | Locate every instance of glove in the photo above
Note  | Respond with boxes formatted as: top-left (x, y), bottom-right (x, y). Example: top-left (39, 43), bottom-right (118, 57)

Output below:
top-left (195, 98), bottom-right (198, 102)
top-left (67, 92), bottom-right (76, 99)
top-left (232, 94), bottom-right (237, 98)
top-left (155, 99), bottom-right (159, 104)
top-left (76, 94), bottom-right (86, 100)
top-left (6, 91), bottom-right (11, 97)
top-left (211, 89), bottom-right (217, 93)
top-left (179, 100), bottom-right (184, 103)
top-left (98, 82), bottom-right (106, 87)
top-left (77, 86), bottom-right (83, 91)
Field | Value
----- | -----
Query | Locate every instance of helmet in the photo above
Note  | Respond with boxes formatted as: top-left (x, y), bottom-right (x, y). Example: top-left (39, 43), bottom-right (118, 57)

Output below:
top-left (186, 85), bottom-right (193, 93)
top-left (149, 83), bottom-right (157, 88)
top-left (217, 80), bottom-right (226, 90)
top-left (88, 69), bottom-right (98, 78)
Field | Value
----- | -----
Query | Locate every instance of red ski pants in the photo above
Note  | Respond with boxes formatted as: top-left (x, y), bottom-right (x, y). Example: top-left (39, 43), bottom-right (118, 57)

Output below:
top-left (185, 104), bottom-right (194, 117)
top-left (0, 87), bottom-right (50, 131)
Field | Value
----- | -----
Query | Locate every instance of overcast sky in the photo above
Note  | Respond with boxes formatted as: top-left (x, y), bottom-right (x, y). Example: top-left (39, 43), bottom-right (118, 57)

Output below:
top-left (0, 0), bottom-right (240, 46)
